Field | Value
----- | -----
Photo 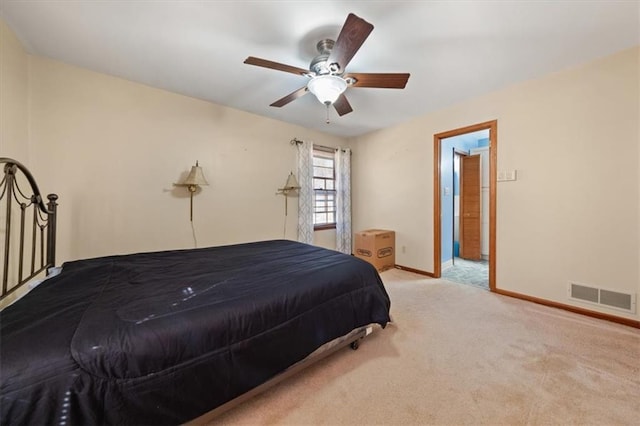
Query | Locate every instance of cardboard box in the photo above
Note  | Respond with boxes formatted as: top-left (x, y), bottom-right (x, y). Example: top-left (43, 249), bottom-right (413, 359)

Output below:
top-left (354, 229), bottom-right (395, 271)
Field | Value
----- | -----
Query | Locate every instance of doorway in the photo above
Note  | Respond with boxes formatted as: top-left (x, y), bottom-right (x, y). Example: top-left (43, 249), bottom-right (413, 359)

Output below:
top-left (433, 121), bottom-right (497, 291)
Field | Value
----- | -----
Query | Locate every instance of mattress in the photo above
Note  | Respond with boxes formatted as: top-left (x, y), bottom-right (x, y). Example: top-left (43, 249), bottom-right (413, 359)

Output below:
top-left (0, 239), bottom-right (390, 425)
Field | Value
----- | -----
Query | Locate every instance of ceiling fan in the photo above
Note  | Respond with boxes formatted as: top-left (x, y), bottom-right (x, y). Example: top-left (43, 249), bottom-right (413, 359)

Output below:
top-left (243, 13), bottom-right (410, 119)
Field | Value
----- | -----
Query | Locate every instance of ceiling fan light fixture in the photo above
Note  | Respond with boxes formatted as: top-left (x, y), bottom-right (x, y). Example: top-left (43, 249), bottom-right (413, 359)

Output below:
top-left (307, 75), bottom-right (347, 105)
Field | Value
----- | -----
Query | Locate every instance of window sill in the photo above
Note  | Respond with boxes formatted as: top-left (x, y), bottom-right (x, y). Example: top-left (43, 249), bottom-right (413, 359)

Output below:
top-left (314, 224), bottom-right (336, 231)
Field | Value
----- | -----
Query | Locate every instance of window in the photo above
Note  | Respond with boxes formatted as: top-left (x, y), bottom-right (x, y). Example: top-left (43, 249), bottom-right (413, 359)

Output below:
top-left (313, 148), bottom-right (336, 229)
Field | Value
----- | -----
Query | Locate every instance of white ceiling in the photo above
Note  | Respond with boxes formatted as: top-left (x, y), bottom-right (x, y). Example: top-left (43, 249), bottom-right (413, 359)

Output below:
top-left (1, 1), bottom-right (638, 138)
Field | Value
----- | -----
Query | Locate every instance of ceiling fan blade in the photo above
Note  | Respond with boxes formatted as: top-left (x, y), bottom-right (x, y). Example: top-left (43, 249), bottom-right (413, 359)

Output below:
top-left (327, 13), bottom-right (374, 73)
top-left (333, 94), bottom-right (353, 116)
top-left (345, 73), bottom-right (410, 89)
top-left (270, 86), bottom-right (309, 107)
top-left (244, 57), bottom-right (310, 76)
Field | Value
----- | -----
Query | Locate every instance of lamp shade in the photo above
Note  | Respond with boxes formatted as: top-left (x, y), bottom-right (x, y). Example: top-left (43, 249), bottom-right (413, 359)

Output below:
top-left (307, 75), bottom-right (347, 105)
top-left (284, 172), bottom-right (300, 190)
top-left (182, 163), bottom-right (208, 186)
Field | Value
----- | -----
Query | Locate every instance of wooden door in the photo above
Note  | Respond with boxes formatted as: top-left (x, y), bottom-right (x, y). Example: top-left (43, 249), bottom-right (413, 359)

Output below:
top-left (460, 154), bottom-right (481, 260)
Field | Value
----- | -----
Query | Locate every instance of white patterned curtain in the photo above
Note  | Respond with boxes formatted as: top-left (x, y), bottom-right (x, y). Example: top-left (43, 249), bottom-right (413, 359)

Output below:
top-left (335, 148), bottom-right (352, 254)
top-left (296, 140), bottom-right (314, 244)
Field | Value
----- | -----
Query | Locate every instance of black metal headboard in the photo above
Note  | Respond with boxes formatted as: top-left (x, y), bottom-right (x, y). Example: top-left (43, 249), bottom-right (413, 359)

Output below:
top-left (0, 158), bottom-right (58, 300)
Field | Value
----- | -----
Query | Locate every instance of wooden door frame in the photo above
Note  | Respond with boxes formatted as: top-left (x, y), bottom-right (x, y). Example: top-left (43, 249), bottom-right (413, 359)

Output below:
top-left (433, 120), bottom-right (497, 291)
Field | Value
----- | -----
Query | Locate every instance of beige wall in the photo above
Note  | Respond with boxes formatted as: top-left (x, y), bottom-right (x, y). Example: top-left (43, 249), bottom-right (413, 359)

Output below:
top-left (26, 56), bottom-right (345, 262)
top-left (0, 19), bottom-right (29, 159)
top-left (1, 18), bottom-right (344, 264)
top-left (0, 21), bottom-right (38, 303)
top-left (351, 46), bottom-right (640, 321)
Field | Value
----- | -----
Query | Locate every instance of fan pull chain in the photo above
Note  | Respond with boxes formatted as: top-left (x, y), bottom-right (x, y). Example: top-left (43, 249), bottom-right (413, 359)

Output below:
top-left (325, 103), bottom-right (330, 124)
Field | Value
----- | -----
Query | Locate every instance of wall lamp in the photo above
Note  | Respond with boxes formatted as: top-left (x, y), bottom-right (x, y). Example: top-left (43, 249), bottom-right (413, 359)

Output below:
top-left (276, 172), bottom-right (300, 216)
top-left (175, 161), bottom-right (208, 221)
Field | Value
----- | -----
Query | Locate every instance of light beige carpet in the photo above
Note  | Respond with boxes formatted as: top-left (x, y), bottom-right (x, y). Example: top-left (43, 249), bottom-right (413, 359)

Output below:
top-left (211, 269), bottom-right (640, 425)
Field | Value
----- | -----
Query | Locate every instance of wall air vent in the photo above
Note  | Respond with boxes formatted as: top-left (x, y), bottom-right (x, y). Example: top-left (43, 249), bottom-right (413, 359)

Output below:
top-left (568, 282), bottom-right (636, 313)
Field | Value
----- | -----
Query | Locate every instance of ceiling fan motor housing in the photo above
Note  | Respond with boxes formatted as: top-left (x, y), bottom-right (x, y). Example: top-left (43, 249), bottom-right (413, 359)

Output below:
top-left (310, 39), bottom-right (339, 76)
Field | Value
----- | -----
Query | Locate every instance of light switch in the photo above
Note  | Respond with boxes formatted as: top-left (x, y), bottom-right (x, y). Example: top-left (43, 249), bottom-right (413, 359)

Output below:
top-left (498, 170), bottom-right (518, 182)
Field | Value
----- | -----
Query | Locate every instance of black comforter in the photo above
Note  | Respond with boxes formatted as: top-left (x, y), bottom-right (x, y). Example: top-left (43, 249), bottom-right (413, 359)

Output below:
top-left (0, 240), bottom-right (390, 425)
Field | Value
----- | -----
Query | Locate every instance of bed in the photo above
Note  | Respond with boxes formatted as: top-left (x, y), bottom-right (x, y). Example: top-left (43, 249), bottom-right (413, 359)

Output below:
top-left (0, 158), bottom-right (391, 425)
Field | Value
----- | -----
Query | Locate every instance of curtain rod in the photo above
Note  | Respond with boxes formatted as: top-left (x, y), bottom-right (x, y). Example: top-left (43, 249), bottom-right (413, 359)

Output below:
top-left (290, 138), bottom-right (349, 153)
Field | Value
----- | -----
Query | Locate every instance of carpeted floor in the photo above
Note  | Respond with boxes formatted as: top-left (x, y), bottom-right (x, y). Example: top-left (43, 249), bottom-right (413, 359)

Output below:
top-left (211, 269), bottom-right (640, 425)
top-left (442, 257), bottom-right (489, 289)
